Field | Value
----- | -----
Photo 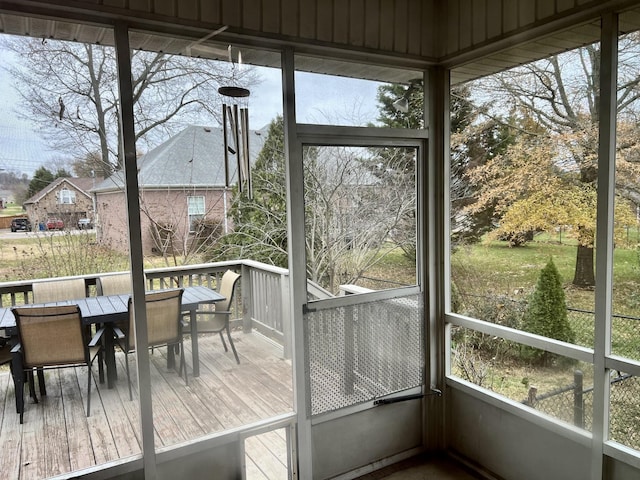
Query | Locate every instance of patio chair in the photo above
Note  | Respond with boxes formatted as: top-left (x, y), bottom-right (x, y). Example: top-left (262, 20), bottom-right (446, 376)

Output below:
top-left (31, 278), bottom-right (103, 388)
top-left (97, 273), bottom-right (133, 296)
top-left (189, 270), bottom-right (241, 364)
top-left (115, 288), bottom-right (186, 400)
top-left (10, 304), bottom-right (104, 424)
top-left (32, 278), bottom-right (87, 303)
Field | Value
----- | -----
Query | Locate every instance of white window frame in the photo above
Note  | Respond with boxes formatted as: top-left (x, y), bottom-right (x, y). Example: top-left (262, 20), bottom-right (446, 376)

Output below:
top-left (187, 195), bottom-right (205, 233)
top-left (58, 187), bottom-right (76, 205)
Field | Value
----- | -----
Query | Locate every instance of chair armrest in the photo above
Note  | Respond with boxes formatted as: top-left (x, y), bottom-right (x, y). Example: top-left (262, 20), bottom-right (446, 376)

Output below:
top-left (113, 326), bottom-right (125, 340)
top-left (195, 309), bottom-right (232, 316)
top-left (11, 342), bottom-right (21, 353)
top-left (88, 327), bottom-right (106, 347)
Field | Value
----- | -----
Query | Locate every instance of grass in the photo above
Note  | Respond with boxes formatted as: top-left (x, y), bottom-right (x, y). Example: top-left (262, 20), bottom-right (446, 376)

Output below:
top-left (0, 232), bottom-right (131, 282)
top-left (0, 203), bottom-right (27, 217)
top-left (0, 230), bottom-right (213, 283)
top-left (359, 245), bottom-right (416, 290)
top-left (0, 228), bottom-right (638, 441)
top-left (449, 235), bottom-right (640, 430)
top-left (452, 236), bottom-right (640, 313)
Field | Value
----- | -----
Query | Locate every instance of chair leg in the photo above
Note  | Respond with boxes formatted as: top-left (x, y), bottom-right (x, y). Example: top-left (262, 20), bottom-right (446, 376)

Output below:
top-left (27, 370), bottom-right (38, 403)
top-left (226, 326), bottom-right (240, 364)
top-left (37, 367), bottom-right (46, 396)
top-left (14, 369), bottom-right (25, 423)
top-left (18, 376), bottom-right (25, 424)
top-left (219, 332), bottom-right (229, 352)
top-left (97, 351), bottom-right (105, 384)
top-left (179, 340), bottom-right (188, 386)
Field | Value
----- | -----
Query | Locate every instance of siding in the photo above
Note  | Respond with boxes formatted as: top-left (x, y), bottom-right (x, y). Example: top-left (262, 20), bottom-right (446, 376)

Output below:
top-left (57, 0), bottom-right (608, 59)
top-left (96, 188), bottom-right (230, 255)
top-left (441, 0), bottom-right (608, 58)
top-left (0, 0), bottom-right (630, 74)
top-left (23, 0), bottom-right (436, 57)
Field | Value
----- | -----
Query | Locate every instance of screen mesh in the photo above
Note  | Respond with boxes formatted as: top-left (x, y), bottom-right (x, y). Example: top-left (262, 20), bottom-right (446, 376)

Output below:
top-left (305, 292), bottom-right (423, 416)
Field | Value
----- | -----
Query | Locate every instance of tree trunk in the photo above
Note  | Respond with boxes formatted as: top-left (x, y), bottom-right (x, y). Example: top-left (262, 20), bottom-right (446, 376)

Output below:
top-left (573, 244), bottom-right (595, 287)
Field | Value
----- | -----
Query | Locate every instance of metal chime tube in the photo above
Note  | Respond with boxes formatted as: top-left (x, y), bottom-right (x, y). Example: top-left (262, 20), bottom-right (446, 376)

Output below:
top-left (222, 103), bottom-right (230, 187)
top-left (240, 107), bottom-right (252, 199)
top-left (232, 104), bottom-right (242, 192)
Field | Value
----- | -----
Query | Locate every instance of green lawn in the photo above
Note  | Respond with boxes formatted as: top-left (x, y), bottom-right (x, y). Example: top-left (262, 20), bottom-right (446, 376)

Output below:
top-left (450, 235), bottom-right (640, 413)
top-left (452, 236), bottom-right (639, 312)
top-left (0, 203), bottom-right (27, 217)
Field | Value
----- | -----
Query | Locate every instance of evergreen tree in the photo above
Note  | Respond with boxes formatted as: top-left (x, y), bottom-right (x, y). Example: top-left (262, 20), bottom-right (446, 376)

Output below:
top-left (213, 116), bottom-right (289, 267)
top-left (521, 258), bottom-right (575, 365)
top-left (374, 81), bottom-right (513, 250)
top-left (27, 167), bottom-right (55, 198)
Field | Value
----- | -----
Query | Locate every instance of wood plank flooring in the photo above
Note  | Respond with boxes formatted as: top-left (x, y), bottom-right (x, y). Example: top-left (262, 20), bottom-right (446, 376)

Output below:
top-left (0, 332), bottom-right (293, 479)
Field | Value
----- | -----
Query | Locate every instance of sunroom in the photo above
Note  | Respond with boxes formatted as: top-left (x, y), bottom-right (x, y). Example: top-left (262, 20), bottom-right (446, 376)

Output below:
top-left (0, 1), bottom-right (639, 480)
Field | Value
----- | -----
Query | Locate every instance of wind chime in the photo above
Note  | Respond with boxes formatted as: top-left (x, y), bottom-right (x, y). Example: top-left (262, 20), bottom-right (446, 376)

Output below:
top-left (219, 46), bottom-right (252, 199)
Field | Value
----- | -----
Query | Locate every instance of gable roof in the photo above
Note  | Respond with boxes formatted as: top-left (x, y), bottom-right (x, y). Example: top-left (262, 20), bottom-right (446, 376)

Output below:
top-left (92, 125), bottom-right (268, 193)
top-left (24, 177), bottom-right (99, 205)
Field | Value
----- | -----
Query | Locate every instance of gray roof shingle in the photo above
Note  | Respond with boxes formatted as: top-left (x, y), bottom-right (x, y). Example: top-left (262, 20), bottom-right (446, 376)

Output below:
top-left (92, 125), bottom-right (267, 192)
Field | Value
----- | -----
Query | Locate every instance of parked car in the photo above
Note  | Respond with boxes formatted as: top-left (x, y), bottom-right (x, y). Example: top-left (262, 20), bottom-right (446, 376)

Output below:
top-left (77, 218), bottom-right (94, 229)
top-left (10, 217), bottom-right (31, 232)
top-left (46, 218), bottom-right (64, 230)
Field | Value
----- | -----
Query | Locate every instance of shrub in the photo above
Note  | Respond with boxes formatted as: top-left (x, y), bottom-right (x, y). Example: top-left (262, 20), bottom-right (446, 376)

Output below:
top-left (451, 292), bottom-right (526, 362)
top-left (9, 231), bottom-right (128, 280)
top-left (521, 258), bottom-right (575, 365)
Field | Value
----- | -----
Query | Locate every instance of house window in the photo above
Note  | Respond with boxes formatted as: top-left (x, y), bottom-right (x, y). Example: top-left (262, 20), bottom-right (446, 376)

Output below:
top-left (188, 196), bottom-right (205, 232)
top-left (58, 188), bottom-right (76, 204)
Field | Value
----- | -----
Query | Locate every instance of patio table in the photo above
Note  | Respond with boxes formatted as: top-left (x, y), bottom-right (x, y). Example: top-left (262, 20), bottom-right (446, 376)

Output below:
top-left (0, 285), bottom-right (224, 387)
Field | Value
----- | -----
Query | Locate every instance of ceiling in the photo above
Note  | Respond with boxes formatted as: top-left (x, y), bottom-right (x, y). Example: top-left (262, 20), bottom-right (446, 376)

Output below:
top-left (0, 11), bottom-right (422, 85)
top-left (451, 7), bottom-right (640, 85)
top-left (3, 6), bottom-right (640, 87)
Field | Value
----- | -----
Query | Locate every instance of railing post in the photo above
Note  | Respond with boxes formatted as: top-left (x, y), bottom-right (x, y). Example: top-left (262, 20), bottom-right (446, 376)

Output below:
top-left (241, 264), bottom-right (253, 334)
top-left (574, 369), bottom-right (584, 428)
top-left (281, 273), bottom-right (292, 359)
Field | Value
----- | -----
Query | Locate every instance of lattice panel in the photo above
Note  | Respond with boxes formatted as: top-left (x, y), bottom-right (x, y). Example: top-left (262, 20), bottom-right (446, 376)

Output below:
top-left (305, 293), bottom-right (423, 416)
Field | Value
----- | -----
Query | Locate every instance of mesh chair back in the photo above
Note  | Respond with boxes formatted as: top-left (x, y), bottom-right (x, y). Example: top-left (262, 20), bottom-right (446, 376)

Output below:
top-left (12, 305), bottom-right (86, 367)
top-left (98, 273), bottom-right (133, 296)
top-left (128, 289), bottom-right (183, 349)
top-left (218, 270), bottom-right (241, 312)
top-left (32, 278), bottom-right (86, 304)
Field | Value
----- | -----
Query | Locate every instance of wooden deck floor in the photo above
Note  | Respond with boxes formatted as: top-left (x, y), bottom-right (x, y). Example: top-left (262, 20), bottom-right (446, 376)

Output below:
top-left (0, 332), bottom-right (294, 479)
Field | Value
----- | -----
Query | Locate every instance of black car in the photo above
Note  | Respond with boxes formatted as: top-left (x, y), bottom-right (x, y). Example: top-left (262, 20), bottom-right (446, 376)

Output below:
top-left (10, 217), bottom-right (31, 232)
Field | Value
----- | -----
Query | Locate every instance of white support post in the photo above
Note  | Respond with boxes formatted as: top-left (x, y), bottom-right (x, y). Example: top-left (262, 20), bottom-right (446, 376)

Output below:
top-left (114, 22), bottom-right (157, 479)
top-left (592, 12), bottom-right (618, 480)
top-left (426, 66), bottom-right (448, 452)
top-left (282, 47), bottom-right (313, 478)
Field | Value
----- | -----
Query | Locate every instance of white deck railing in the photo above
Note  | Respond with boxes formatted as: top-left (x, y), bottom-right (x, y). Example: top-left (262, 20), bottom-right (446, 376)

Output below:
top-left (0, 259), bottom-right (293, 358)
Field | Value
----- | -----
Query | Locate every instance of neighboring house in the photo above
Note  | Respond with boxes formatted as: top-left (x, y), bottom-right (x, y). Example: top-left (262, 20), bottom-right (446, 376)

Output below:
top-left (24, 177), bottom-right (99, 230)
top-left (92, 124), bottom-right (267, 255)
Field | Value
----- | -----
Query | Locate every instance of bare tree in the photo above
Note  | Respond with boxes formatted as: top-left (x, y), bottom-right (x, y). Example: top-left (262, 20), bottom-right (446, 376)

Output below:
top-left (1, 35), bottom-right (256, 176)
top-left (470, 36), bottom-right (640, 286)
top-left (303, 145), bottom-right (416, 293)
top-left (217, 117), bottom-right (416, 293)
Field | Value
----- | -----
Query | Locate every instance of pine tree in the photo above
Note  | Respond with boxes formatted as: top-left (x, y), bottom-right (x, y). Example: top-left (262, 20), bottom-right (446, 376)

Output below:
top-left (521, 258), bottom-right (575, 365)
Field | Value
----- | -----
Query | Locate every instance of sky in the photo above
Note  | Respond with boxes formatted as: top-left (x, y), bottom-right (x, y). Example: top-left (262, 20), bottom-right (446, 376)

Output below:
top-left (0, 55), bottom-right (58, 175)
top-left (0, 46), bottom-right (384, 177)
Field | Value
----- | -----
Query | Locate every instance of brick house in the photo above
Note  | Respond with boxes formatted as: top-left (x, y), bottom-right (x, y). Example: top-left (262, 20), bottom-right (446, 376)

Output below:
top-left (24, 177), bottom-right (98, 230)
top-left (92, 124), bottom-right (266, 255)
